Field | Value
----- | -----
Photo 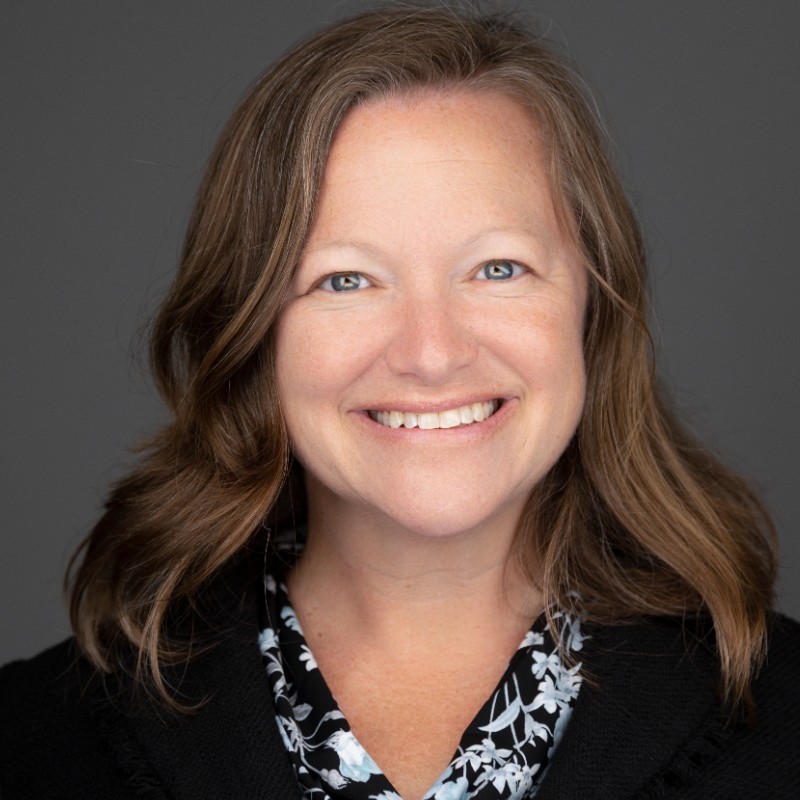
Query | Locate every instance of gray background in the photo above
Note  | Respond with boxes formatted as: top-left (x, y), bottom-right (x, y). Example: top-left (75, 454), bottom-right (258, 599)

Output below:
top-left (2, 1), bottom-right (798, 664)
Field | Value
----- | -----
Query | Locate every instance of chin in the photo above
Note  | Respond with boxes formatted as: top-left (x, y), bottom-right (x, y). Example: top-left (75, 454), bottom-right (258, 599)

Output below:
top-left (372, 493), bottom-right (527, 542)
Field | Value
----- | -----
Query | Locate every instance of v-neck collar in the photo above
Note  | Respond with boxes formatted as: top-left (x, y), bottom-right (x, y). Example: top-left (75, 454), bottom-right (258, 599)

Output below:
top-left (259, 569), bottom-right (586, 799)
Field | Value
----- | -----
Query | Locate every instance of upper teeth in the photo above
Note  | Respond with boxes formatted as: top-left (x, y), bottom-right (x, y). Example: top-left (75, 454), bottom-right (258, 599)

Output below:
top-left (369, 400), bottom-right (499, 429)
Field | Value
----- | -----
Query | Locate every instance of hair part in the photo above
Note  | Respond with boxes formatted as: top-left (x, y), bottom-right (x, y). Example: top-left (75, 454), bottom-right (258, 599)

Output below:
top-left (67, 3), bottom-right (776, 711)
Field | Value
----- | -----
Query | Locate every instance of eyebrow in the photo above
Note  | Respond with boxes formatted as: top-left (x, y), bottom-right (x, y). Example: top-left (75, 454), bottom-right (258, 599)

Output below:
top-left (459, 225), bottom-right (551, 248)
top-left (305, 226), bottom-right (550, 257)
top-left (302, 239), bottom-right (385, 257)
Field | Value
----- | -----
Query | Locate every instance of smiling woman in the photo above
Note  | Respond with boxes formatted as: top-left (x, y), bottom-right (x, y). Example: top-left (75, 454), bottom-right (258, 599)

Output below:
top-left (2, 4), bottom-right (798, 799)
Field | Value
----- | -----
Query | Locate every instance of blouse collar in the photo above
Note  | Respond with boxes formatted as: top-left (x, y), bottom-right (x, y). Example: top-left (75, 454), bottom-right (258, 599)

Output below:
top-left (258, 554), bottom-right (586, 799)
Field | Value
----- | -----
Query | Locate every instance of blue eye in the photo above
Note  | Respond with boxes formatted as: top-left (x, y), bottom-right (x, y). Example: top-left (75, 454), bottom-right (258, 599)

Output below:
top-left (320, 272), bottom-right (370, 292)
top-left (476, 260), bottom-right (525, 281)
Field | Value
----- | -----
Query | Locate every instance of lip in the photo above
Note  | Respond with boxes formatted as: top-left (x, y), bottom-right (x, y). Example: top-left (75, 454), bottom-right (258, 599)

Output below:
top-left (352, 397), bottom-right (516, 441)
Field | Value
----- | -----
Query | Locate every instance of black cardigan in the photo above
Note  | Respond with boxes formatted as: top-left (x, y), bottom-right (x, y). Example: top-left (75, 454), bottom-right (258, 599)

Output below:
top-left (2, 578), bottom-right (799, 799)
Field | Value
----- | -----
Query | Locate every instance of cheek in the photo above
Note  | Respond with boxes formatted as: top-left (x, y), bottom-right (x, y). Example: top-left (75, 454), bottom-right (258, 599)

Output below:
top-left (545, 311), bottom-right (587, 400)
top-left (276, 315), bottom-right (327, 425)
top-left (524, 329), bottom-right (586, 412)
top-left (489, 291), bottom-right (586, 377)
top-left (277, 312), bottom-right (332, 383)
top-left (274, 314), bottom-right (335, 472)
top-left (275, 306), bottom-right (378, 412)
top-left (538, 277), bottom-right (588, 387)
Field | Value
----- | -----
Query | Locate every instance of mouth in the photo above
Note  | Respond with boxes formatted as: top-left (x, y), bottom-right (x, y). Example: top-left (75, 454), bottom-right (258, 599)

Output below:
top-left (367, 399), bottom-right (501, 430)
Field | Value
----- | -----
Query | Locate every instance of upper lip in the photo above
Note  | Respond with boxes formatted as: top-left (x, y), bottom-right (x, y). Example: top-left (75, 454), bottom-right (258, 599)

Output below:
top-left (359, 396), bottom-right (507, 413)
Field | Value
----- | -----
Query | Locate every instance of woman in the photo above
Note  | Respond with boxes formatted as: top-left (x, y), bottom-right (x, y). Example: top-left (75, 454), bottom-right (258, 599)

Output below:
top-left (2, 5), bottom-right (798, 798)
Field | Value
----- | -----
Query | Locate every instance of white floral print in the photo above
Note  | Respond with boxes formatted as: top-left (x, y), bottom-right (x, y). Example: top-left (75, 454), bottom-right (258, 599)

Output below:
top-left (326, 731), bottom-right (383, 782)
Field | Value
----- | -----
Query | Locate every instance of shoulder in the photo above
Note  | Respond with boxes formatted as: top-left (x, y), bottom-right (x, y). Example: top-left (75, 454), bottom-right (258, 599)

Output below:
top-left (1, 638), bottom-right (88, 736)
top-left (0, 569), bottom-right (298, 799)
top-left (679, 614), bottom-right (800, 796)
top-left (538, 613), bottom-right (800, 798)
top-left (1, 640), bottom-right (133, 798)
top-left (589, 612), bottom-right (800, 732)
top-left (740, 613), bottom-right (800, 741)
top-left (744, 613), bottom-right (800, 718)
top-left (761, 612), bottom-right (800, 678)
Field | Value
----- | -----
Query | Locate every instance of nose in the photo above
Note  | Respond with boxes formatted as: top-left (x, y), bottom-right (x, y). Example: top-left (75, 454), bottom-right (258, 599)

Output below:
top-left (383, 294), bottom-right (479, 384)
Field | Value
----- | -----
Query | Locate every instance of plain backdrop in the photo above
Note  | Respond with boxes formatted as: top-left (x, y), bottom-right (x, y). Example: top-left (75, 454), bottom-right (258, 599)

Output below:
top-left (2, 1), bottom-right (798, 664)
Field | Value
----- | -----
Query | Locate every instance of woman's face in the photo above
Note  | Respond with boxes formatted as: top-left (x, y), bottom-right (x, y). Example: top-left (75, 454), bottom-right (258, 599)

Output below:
top-left (276, 90), bottom-right (587, 539)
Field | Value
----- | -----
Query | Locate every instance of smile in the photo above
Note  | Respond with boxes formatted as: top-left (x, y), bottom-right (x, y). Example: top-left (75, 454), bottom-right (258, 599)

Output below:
top-left (368, 400), bottom-right (501, 429)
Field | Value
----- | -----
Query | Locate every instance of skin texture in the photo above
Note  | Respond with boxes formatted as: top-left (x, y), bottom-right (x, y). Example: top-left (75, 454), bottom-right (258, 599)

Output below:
top-left (275, 90), bottom-right (588, 799)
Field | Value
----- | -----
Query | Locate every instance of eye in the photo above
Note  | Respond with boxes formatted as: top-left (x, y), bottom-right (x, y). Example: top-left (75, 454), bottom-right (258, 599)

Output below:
top-left (319, 272), bottom-right (371, 292)
top-left (475, 260), bottom-right (526, 281)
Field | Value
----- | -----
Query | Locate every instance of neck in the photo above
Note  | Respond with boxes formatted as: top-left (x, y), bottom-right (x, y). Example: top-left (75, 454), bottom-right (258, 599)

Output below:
top-left (286, 483), bottom-right (543, 657)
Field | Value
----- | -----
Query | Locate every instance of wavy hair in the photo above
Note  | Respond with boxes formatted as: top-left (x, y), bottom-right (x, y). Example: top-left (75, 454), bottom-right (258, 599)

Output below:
top-left (67, 4), bottom-right (776, 710)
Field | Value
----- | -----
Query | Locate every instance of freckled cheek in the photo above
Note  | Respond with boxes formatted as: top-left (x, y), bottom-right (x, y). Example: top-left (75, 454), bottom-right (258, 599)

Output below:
top-left (484, 298), bottom-right (584, 359)
top-left (553, 328), bottom-right (588, 422)
top-left (549, 319), bottom-right (587, 384)
top-left (275, 312), bottom-right (384, 408)
top-left (530, 338), bottom-right (584, 389)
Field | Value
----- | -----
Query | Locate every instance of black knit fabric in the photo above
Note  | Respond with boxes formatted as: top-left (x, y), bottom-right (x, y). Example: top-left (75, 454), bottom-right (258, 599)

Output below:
top-left (2, 588), bottom-right (799, 798)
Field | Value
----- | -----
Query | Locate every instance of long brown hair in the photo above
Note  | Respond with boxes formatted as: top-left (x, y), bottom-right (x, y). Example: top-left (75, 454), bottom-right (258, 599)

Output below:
top-left (67, 4), bottom-right (776, 710)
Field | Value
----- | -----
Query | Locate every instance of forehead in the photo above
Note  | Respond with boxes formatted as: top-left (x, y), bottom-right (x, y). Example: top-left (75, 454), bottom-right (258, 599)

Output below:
top-left (309, 90), bottom-right (567, 250)
top-left (327, 89), bottom-right (546, 175)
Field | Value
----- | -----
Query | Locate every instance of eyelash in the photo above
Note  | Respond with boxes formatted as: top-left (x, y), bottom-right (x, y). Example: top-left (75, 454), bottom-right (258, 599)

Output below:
top-left (317, 260), bottom-right (527, 293)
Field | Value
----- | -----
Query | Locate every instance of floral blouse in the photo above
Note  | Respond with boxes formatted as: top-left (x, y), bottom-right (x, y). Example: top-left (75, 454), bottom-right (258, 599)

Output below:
top-left (258, 556), bottom-right (585, 800)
